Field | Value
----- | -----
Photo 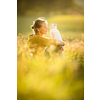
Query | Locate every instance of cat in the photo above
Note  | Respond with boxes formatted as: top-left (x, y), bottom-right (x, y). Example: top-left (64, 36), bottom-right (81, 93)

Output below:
top-left (49, 23), bottom-right (63, 42)
top-left (49, 23), bottom-right (64, 52)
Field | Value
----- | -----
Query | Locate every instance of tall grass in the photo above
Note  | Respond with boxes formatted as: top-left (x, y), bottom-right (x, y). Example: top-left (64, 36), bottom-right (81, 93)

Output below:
top-left (17, 33), bottom-right (84, 100)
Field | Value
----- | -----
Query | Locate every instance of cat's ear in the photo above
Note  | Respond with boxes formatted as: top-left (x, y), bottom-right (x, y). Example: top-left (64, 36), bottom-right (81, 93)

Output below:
top-left (54, 24), bottom-right (57, 26)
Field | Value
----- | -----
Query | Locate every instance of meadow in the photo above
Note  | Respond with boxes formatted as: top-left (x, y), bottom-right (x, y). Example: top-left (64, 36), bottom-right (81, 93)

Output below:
top-left (17, 15), bottom-right (84, 100)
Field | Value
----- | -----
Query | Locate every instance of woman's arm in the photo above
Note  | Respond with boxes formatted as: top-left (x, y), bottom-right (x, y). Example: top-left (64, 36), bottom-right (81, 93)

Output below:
top-left (56, 40), bottom-right (65, 46)
top-left (42, 36), bottom-right (65, 46)
top-left (27, 35), bottom-right (65, 48)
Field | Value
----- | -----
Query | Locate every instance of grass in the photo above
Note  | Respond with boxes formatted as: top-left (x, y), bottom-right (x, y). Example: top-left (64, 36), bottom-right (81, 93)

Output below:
top-left (17, 35), bottom-right (84, 100)
top-left (17, 15), bottom-right (84, 100)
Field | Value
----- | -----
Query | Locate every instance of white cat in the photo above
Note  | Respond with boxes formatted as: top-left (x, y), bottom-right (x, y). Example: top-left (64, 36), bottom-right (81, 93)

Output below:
top-left (49, 24), bottom-right (63, 42)
top-left (49, 23), bottom-right (64, 51)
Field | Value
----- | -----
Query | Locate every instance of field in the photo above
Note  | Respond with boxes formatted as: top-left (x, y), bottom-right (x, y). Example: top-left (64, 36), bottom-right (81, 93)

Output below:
top-left (17, 15), bottom-right (84, 100)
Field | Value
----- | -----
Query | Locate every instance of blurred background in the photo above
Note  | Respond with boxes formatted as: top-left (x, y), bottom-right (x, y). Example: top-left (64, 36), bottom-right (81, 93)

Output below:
top-left (17, 0), bottom-right (84, 40)
top-left (17, 0), bottom-right (84, 16)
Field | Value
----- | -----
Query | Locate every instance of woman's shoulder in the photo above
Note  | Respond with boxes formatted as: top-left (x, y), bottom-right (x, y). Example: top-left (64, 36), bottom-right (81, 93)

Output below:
top-left (28, 34), bottom-right (34, 39)
top-left (28, 34), bottom-right (48, 41)
top-left (28, 34), bottom-right (39, 40)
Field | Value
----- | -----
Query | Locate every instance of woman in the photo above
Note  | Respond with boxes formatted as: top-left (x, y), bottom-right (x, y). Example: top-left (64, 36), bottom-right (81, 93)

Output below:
top-left (27, 17), bottom-right (65, 55)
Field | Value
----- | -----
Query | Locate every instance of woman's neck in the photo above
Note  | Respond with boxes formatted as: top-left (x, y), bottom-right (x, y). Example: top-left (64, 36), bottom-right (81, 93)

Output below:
top-left (36, 32), bottom-right (43, 36)
top-left (38, 32), bottom-right (43, 36)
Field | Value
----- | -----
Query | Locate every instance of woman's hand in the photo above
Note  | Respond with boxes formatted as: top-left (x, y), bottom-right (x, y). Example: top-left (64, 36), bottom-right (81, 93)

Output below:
top-left (58, 46), bottom-right (64, 53)
top-left (56, 40), bottom-right (65, 46)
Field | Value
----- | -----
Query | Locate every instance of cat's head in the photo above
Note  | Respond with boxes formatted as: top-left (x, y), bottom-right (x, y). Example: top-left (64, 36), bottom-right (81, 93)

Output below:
top-left (49, 24), bottom-right (57, 29)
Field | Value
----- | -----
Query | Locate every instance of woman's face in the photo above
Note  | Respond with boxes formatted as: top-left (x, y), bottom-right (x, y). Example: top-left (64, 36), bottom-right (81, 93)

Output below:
top-left (39, 22), bottom-right (48, 34)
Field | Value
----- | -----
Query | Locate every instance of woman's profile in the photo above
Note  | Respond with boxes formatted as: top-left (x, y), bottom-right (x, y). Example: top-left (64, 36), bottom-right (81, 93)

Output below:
top-left (27, 17), bottom-right (65, 55)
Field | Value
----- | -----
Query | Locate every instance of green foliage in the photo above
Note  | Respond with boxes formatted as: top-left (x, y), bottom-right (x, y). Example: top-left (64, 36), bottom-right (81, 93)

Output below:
top-left (17, 33), bottom-right (84, 100)
top-left (17, 0), bottom-right (84, 16)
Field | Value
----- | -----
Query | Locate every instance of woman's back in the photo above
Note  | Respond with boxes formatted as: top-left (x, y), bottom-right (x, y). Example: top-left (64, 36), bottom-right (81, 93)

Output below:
top-left (28, 34), bottom-right (58, 48)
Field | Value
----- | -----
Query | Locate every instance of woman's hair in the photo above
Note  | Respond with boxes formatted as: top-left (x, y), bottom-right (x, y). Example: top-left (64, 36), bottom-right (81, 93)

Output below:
top-left (30, 17), bottom-right (47, 34)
